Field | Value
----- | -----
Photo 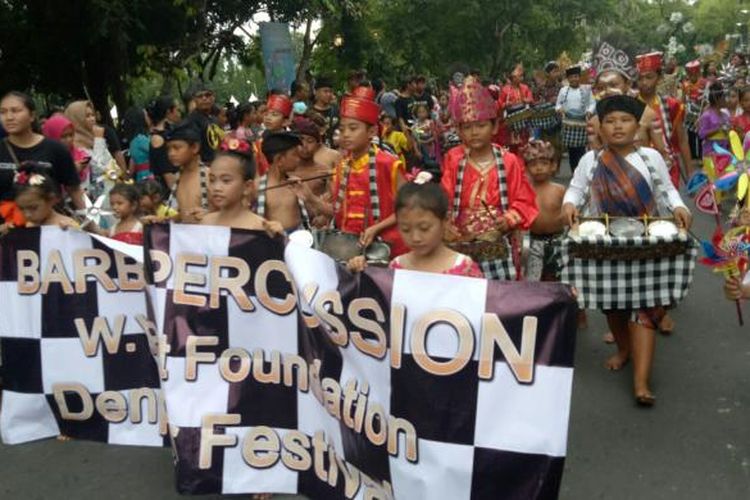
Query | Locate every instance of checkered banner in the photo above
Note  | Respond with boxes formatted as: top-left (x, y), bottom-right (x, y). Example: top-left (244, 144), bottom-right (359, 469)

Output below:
top-left (560, 233), bottom-right (698, 310)
top-left (145, 223), bottom-right (578, 499)
top-left (0, 227), bottom-right (166, 446)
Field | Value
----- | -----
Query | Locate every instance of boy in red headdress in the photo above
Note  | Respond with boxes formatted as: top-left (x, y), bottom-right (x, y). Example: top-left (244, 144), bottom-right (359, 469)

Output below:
top-left (636, 51), bottom-right (693, 184)
top-left (442, 77), bottom-right (538, 280)
top-left (326, 86), bottom-right (408, 256)
top-left (254, 93), bottom-right (293, 176)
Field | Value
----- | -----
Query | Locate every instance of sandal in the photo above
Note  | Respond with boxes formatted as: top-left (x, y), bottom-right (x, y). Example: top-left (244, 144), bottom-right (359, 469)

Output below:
top-left (635, 393), bottom-right (656, 407)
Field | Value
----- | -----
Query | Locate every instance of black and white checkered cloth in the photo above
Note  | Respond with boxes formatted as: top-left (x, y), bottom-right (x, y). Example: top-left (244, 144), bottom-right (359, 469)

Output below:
top-left (145, 223), bottom-right (577, 498)
top-left (561, 121), bottom-right (588, 148)
top-left (0, 227), bottom-right (164, 446)
top-left (560, 233), bottom-right (697, 310)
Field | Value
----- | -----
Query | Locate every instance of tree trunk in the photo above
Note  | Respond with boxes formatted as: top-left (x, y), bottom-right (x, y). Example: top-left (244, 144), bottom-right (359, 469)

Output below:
top-left (296, 16), bottom-right (315, 82)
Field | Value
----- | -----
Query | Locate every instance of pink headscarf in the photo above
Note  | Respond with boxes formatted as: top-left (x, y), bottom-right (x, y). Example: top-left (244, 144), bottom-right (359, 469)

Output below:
top-left (42, 113), bottom-right (74, 142)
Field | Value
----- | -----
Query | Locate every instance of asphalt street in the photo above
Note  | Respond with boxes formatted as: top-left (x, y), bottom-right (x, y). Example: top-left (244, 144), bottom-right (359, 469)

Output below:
top-left (1, 166), bottom-right (749, 499)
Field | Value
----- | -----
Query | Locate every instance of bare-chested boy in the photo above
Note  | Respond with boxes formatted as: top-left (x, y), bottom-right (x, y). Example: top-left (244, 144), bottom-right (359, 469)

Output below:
top-left (522, 140), bottom-right (566, 281)
top-left (164, 120), bottom-right (213, 223)
top-left (290, 114), bottom-right (341, 197)
top-left (256, 131), bottom-right (327, 232)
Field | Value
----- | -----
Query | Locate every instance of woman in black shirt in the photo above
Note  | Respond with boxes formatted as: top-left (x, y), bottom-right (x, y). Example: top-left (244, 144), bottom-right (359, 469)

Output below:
top-left (147, 95), bottom-right (182, 189)
top-left (0, 91), bottom-right (83, 232)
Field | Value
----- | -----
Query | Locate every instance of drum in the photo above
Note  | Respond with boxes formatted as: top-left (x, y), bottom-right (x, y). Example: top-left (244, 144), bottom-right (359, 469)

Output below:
top-left (314, 230), bottom-right (361, 262)
top-left (448, 231), bottom-right (509, 262)
top-left (531, 103), bottom-right (560, 131)
top-left (505, 104), bottom-right (531, 133)
top-left (561, 112), bottom-right (588, 148)
top-left (364, 240), bottom-right (391, 267)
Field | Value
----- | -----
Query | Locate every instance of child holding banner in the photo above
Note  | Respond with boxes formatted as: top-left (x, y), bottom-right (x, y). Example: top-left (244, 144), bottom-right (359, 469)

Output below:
top-left (348, 174), bottom-right (483, 276)
top-left (9, 169), bottom-right (78, 230)
top-left (201, 137), bottom-right (283, 236)
top-left (164, 120), bottom-right (212, 223)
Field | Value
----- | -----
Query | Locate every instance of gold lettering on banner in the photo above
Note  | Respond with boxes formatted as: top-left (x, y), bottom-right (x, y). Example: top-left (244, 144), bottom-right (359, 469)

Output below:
top-left (114, 251), bottom-right (145, 290)
top-left (330, 447), bottom-right (362, 497)
top-left (322, 378), bottom-right (342, 419)
top-left (387, 416), bottom-right (418, 462)
top-left (282, 354), bottom-right (308, 391)
top-left (301, 283), bottom-right (320, 328)
top-left (479, 314), bottom-right (538, 383)
top-left (389, 304), bottom-right (405, 369)
top-left (200, 414), bottom-right (240, 469)
top-left (17, 250), bottom-right (40, 294)
top-left (209, 256), bottom-right (253, 310)
top-left (52, 383), bottom-right (94, 420)
top-left (129, 387), bottom-right (158, 424)
top-left (218, 347), bottom-right (251, 382)
top-left (364, 402), bottom-right (387, 446)
top-left (185, 335), bottom-right (218, 380)
top-left (411, 309), bottom-right (474, 376)
top-left (174, 253), bottom-right (207, 306)
top-left (75, 315), bottom-right (125, 356)
top-left (255, 260), bottom-right (296, 315)
top-left (242, 426), bottom-right (280, 468)
top-left (73, 249), bottom-right (116, 293)
top-left (252, 349), bottom-right (281, 383)
top-left (95, 391), bottom-right (128, 422)
top-left (314, 290), bottom-right (348, 346)
top-left (148, 250), bottom-right (172, 283)
top-left (281, 431), bottom-right (312, 472)
top-left (40, 249), bottom-right (74, 294)
top-left (349, 298), bottom-right (387, 359)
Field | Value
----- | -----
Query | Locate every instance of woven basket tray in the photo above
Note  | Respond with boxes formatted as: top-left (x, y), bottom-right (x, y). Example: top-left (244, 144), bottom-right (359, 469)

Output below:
top-left (448, 239), bottom-right (508, 261)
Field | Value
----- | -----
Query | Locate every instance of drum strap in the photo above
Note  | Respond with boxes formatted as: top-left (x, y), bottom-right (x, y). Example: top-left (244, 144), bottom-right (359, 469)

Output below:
top-left (583, 149), bottom-right (673, 216)
top-left (453, 145), bottom-right (508, 216)
top-left (167, 163), bottom-right (209, 211)
top-left (656, 95), bottom-right (674, 154)
top-left (561, 86), bottom-right (590, 117)
top-left (257, 174), bottom-right (311, 230)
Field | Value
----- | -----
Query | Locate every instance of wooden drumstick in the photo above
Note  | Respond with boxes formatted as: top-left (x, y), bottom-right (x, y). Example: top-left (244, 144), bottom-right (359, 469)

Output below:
top-left (263, 172), bottom-right (334, 191)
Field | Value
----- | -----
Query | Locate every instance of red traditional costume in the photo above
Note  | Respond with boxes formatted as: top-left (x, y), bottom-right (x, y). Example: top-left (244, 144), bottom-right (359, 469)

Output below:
top-left (443, 77), bottom-right (538, 280)
top-left (496, 82), bottom-right (533, 151)
top-left (330, 87), bottom-right (408, 256)
top-left (254, 94), bottom-right (293, 176)
top-left (636, 52), bottom-right (686, 187)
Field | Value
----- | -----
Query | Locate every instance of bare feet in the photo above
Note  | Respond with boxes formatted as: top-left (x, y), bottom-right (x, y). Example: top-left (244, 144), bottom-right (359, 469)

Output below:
top-left (56, 434), bottom-right (72, 441)
top-left (602, 331), bottom-right (615, 344)
top-left (659, 313), bottom-right (675, 335)
top-left (252, 494), bottom-right (272, 500)
top-left (605, 351), bottom-right (630, 371)
top-left (634, 388), bottom-right (656, 407)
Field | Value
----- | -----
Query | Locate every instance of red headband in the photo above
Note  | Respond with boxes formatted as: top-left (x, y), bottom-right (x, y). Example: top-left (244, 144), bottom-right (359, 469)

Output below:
top-left (266, 94), bottom-right (293, 117)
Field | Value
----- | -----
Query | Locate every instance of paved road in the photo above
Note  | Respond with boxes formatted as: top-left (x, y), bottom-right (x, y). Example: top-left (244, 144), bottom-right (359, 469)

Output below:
top-left (1, 169), bottom-right (749, 499)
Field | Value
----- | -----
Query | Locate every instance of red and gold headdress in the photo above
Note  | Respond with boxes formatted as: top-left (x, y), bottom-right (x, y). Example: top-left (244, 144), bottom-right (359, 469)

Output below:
top-left (685, 60), bottom-right (701, 75)
top-left (340, 86), bottom-right (380, 125)
top-left (636, 51), bottom-right (663, 74)
top-left (266, 94), bottom-right (293, 117)
top-left (449, 76), bottom-right (498, 124)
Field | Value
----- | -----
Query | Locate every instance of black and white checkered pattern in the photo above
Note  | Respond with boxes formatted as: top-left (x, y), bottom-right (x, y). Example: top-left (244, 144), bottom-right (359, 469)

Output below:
top-left (454, 146), bottom-right (516, 280)
top-left (560, 233), bottom-right (698, 310)
top-left (0, 227), bottom-right (164, 446)
top-left (144, 223), bottom-right (577, 498)
top-left (256, 174), bottom-right (311, 229)
top-left (561, 120), bottom-right (588, 148)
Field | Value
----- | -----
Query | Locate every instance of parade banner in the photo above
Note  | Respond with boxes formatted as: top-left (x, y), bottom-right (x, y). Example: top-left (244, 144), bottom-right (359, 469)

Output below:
top-left (259, 22), bottom-right (297, 93)
top-left (145, 223), bottom-right (578, 499)
top-left (0, 227), bottom-right (165, 446)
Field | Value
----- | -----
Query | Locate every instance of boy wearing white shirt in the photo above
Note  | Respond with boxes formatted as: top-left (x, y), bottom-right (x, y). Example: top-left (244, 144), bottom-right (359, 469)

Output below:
top-left (556, 66), bottom-right (595, 172)
top-left (562, 94), bottom-right (692, 407)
